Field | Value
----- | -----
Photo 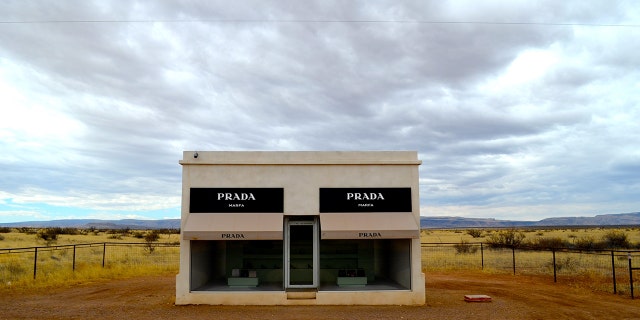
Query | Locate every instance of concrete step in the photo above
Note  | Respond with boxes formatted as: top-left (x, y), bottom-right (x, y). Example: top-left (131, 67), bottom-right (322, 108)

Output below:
top-left (286, 289), bottom-right (317, 300)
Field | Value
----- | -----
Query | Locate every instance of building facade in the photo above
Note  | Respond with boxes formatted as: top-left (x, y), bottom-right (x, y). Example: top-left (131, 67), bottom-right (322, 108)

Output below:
top-left (175, 151), bottom-right (425, 305)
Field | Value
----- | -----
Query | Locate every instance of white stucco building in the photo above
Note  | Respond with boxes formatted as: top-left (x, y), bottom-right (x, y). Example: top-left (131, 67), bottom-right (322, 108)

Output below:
top-left (175, 151), bottom-right (424, 305)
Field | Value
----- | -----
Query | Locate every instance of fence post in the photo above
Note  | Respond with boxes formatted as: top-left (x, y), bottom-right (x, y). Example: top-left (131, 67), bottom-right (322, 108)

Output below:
top-left (512, 246), bottom-right (516, 275)
top-left (611, 251), bottom-right (617, 294)
top-left (629, 252), bottom-right (634, 299)
top-left (72, 245), bottom-right (76, 271)
top-left (33, 247), bottom-right (38, 279)
top-left (552, 249), bottom-right (557, 283)
top-left (480, 243), bottom-right (484, 270)
top-left (102, 243), bottom-right (107, 268)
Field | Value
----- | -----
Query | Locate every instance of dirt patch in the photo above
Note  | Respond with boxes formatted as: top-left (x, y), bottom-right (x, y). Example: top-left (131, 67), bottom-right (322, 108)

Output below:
top-left (2, 271), bottom-right (639, 320)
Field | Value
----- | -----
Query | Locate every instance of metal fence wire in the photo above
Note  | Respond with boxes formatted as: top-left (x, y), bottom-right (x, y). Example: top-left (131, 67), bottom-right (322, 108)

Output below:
top-left (421, 242), bottom-right (640, 298)
top-left (2, 241), bottom-right (640, 298)
top-left (0, 242), bottom-right (180, 282)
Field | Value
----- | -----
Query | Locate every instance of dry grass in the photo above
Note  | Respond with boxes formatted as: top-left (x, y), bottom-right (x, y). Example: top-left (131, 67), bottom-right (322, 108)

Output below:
top-left (3, 227), bottom-right (640, 294)
top-left (421, 227), bottom-right (640, 246)
top-left (0, 228), bottom-right (179, 291)
top-left (0, 229), bottom-right (179, 249)
top-left (3, 263), bottom-right (178, 292)
top-left (420, 227), bottom-right (640, 296)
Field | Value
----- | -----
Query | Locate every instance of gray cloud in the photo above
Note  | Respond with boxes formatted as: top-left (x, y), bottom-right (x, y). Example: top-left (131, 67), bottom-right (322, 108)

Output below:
top-left (1, 0), bottom-right (639, 221)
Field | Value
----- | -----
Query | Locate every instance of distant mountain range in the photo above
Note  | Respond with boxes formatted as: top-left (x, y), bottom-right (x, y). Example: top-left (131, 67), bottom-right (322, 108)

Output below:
top-left (419, 212), bottom-right (640, 228)
top-left (1, 212), bottom-right (639, 229)
top-left (0, 219), bottom-right (181, 230)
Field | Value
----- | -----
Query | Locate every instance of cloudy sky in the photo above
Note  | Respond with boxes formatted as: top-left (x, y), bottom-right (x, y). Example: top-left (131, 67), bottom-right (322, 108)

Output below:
top-left (1, 1), bottom-right (639, 223)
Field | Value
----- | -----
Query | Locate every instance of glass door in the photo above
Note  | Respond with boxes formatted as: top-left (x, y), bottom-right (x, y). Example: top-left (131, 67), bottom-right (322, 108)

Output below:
top-left (284, 217), bottom-right (318, 288)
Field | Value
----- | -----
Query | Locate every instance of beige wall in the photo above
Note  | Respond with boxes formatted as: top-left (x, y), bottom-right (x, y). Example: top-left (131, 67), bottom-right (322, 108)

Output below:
top-left (176, 151), bottom-right (425, 305)
top-left (180, 151), bottom-right (421, 219)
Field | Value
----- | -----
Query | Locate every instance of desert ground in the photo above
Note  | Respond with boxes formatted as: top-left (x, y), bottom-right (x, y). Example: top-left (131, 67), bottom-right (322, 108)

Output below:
top-left (2, 271), bottom-right (640, 320)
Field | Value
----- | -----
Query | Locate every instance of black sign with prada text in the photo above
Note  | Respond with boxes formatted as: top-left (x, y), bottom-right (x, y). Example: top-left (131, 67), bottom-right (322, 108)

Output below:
top-left (190, 188), bottom-right (284, 213)
top-left (319, 188), bottom-right (412, 212)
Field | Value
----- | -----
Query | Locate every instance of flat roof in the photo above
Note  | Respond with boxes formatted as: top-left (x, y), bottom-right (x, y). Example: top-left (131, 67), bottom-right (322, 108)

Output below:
top-left (180, 151), bottom-right (422, 165)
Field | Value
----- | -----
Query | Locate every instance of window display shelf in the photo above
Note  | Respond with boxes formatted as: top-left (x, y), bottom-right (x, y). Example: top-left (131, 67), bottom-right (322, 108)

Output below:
top-left (336, 277), bottom-right (367, 287)
top-left (227, 277), bottom-right (259, 287)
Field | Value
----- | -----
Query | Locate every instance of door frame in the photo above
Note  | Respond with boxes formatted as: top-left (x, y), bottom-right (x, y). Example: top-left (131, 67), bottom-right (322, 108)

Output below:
top-left (284, 217), bottom-right (319, 289)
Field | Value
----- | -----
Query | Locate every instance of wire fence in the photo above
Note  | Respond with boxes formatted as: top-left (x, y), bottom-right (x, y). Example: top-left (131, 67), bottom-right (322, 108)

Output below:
top-left (2, 241), bottom-right (640, 298)
top-left (422, 242), bottom-right (640, 298)
top-left (0, 242), bottom-right (180, 282)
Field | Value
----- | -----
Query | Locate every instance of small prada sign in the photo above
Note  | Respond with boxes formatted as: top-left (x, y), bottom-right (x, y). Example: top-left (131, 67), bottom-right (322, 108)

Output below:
top-left (221, 233), bottom-right (245, 239)
top-left (319, 188), bottom-right (412, 212)
top-left (190, 188), bottom-right (284, 213)
top-left (358, 232), bottom-right (382, 238)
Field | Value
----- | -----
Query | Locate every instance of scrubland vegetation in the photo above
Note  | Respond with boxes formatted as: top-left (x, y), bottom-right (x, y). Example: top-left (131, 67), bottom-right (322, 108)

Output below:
top-left (421, 227), bottom-right (640, 250)
top-left (420, 227), bottom-right (640, 295)
top-left (0, 226), bottom-right (179, 248)
top-left (0, 227), bottom-right (180, 290)
top-left (3, 226), bottom-right (640, 295)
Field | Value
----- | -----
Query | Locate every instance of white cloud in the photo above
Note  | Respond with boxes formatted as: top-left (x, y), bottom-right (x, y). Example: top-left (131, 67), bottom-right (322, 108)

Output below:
top-left (489, 49), bottom-right (559, 89)
top-left (74, 212), bottom-right (155, 221)
top-left (0, 209), bottom-right (47, 220)
top-left (422, 201), bottom-right (640, 222)
top-left (4, 188), bottom-right (179, 212)
top-left (0, 60), bottom-right (86, 168)
top-left (0, 1), bottom-right (639, 222)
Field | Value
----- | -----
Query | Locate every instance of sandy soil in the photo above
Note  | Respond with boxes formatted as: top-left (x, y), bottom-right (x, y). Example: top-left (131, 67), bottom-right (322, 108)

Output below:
top-left (2, 272), bottom-right (640, 320)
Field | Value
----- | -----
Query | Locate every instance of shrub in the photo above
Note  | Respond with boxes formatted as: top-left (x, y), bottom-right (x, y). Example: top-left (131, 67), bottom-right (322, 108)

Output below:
top-left (466, 229), bottom-right (483, 238)
top-left (59, 227), bottom-right (81, 235)
top-left (487, 229), bottom-right (526, 248)
top-left (157, 228), bottom-right (180, 235)
top-left (602, 230), bottom-right (630, 249)
top-left (529, 237), bottom-right (567, 250)
top-left (144, 230), bottom-right (160, 242)
top-left (0, 227), bottom-right (12, 233)
top-left (454, 240), bottom-right (478, 254)
top-left (573, 236), bottom-right (605, 251)
top-left (144, 230), bottom-right (161, 253)
top-left (132, 231), bottom-right (145, 239)
top-left (36, 228), bottom-right (61, 246)
top-left (18, 227), bottom-right (37, 234)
